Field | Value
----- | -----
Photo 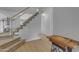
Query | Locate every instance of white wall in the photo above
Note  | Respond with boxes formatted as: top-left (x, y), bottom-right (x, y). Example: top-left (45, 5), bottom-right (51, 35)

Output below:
top-left (41, 8), bottom-right (53, 36)
top-left (53, 7), bottom-right (79, 41)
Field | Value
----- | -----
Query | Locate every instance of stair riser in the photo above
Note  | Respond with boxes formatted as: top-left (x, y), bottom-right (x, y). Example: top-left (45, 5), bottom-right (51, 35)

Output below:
top-left (0, 35), bottom-right (11, 38)
top-left (5, 40), bottom-right (25, 52)
top-left (0, 36), bottom-right (12, 40)
top-left (0, 37), bottom-right (20, 49)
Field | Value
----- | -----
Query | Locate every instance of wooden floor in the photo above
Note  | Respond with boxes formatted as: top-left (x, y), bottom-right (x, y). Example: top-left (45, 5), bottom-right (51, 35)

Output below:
top-left (15, 38), bottom-right (52, 52)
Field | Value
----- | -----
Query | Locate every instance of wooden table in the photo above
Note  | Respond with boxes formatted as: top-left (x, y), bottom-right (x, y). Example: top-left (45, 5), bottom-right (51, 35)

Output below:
top-left (47, 35), bottom-right (79, 52)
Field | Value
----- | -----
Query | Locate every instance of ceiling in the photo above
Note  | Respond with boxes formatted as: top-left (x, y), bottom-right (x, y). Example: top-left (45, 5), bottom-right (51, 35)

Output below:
top-left (0, 7), bottom-right (26, 12)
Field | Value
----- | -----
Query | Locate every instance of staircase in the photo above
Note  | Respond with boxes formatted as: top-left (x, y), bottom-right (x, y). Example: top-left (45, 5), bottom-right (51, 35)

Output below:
top-left (12, 10), bottom-right (39, 34)
top-left (0, 34), bottom-right (25, 52)
top-left (0, 7), bottom-right (40, 52)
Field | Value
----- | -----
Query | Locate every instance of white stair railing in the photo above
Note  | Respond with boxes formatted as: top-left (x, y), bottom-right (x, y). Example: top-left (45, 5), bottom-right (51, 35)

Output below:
top-left (10, 8), bottom-right (40, 36)
top-left (11, 8), bottom-right (40, 35)
top-left (0, 8), bottom-right (40, 37)
top-left (0, 7), bottom-right (30, 34)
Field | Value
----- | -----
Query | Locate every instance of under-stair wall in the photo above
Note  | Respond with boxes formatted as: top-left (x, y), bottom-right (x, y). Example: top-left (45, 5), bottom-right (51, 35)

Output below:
top-left (19, 10), bottom-right (41, 41)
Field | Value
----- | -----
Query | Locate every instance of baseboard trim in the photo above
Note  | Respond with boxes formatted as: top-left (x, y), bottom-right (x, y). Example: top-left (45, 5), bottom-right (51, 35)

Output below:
top-left (25, 37), bottom-right (41, 42)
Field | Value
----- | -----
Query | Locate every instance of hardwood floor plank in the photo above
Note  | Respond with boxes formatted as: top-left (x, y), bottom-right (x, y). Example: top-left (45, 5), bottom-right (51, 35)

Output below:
top-left (15, 39), bottom-right (52, 52)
